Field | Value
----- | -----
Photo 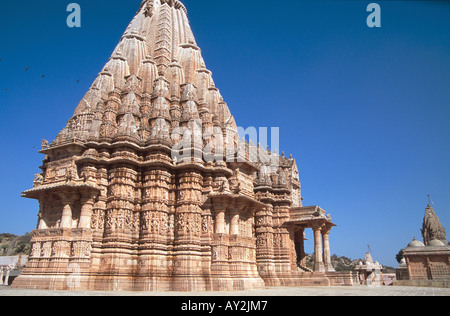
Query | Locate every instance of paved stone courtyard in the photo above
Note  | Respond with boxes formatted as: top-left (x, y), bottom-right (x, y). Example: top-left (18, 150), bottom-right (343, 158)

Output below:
top-left (1, 285), bottom-right (449, 296)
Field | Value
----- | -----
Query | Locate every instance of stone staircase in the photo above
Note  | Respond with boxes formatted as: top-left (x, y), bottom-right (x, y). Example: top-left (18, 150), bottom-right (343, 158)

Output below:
top-left (298, 264), bottom-right (313, 273)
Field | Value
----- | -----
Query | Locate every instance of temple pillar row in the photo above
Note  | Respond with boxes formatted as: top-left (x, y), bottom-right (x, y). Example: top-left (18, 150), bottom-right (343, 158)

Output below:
top-left (36, 189), bottom-right (99, 231)
top-left (295, 223), bottom-right (335, 273)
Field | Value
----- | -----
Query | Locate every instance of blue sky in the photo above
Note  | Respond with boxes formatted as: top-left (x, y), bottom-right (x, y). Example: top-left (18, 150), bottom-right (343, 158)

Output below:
top-left (0, 0), bottom-right (449, 267)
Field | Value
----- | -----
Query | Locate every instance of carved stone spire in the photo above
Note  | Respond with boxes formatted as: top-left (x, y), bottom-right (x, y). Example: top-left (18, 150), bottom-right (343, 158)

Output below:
top-left (51, 0), bottom-right (237, 148)
top-left (421, 203), bottom-right (447, 246)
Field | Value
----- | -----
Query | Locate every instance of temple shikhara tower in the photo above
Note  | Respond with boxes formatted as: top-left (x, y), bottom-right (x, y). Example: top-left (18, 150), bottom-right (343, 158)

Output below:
top-left (422, 203), bottom-right (447, 247)
top-left (13, 0), bottom-right (352, 291)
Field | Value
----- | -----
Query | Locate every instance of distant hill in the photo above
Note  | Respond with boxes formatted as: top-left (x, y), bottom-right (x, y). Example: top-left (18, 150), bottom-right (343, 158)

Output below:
top-left (302, 254), bottom-right (359, 271)
top-left (0, 233), bottom-right (32, 256)
top-left (304, 253), bottom-right (396, 273)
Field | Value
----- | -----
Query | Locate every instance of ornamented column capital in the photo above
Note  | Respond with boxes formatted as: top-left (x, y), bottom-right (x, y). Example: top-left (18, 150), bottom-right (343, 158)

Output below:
top-left (79, 188), bottom-right (99, 204)
top-left (321, 223), bottom-right (333, 235)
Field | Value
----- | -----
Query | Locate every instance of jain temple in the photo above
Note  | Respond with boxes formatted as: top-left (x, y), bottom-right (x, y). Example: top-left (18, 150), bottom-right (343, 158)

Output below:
top-left (12, 0), bottom-right (354, 291)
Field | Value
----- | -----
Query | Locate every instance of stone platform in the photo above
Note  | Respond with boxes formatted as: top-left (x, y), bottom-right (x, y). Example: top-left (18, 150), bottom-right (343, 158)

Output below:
top-left (1, 285), bottom-right (449, 296)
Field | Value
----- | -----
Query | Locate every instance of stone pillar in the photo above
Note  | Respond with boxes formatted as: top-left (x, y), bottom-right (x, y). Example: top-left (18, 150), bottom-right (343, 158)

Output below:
top-left (3, 266), bottom-right (11, 285)
top-left (37, 216), bottom-right (48, 229)
top-left (79, 190), bottom-right (98, 229)
top-left (322, 226), bottom-right (335, 272)
top-left (172, 170), bottom-right (205, 291)
top-left (358, 269), bottom-right (364, 285)
top-left (313, 224), bottom-right (325, 272)
top-left (405, 257), bottom-right (413, 280)
top-left (215, 209), bottom-right (226, 234)
top-left (137, 167), bottom-right (172, 291)
top-left (229, 211), bottom-right (240, 236)
top-left (255, 207), bottom-right (276, 283)
top-left (61, 203), bottom-right (73, 228)
top-left (60, 193), bottom-right (78, 229)
top-left (0, 267), bottom-right (4, 284)
top-left (210, 198), bottom-right (232, 291)
top-left (426, 257), bottom-right (432, 280)
top-left (294, 227), bottom-right (306, 267)
top-left (91, 166), bottom-right (108, 234)
top-left (37, 200), bottom-right (48, 230)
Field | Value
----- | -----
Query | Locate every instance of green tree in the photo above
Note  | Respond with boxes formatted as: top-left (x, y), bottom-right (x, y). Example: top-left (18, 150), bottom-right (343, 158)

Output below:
top-left (395, 249), bottom-right (405, 264)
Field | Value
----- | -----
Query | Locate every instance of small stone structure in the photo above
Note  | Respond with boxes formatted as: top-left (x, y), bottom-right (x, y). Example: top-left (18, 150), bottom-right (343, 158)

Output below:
top-left (355, 252), bottom-right (384, 286)
top-left (0, 256), bottom-right (28, 286)
top-left (396, 258), bottom-right (409, 281)
top-left (0, 266), bottom-right (13, 286)
top-left (396, 203), bottom-right (450, 288)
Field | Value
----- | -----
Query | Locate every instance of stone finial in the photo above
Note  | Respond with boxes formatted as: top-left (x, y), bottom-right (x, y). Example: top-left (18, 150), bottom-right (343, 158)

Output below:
top-left (41, 139), bottom-right (49, 150)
